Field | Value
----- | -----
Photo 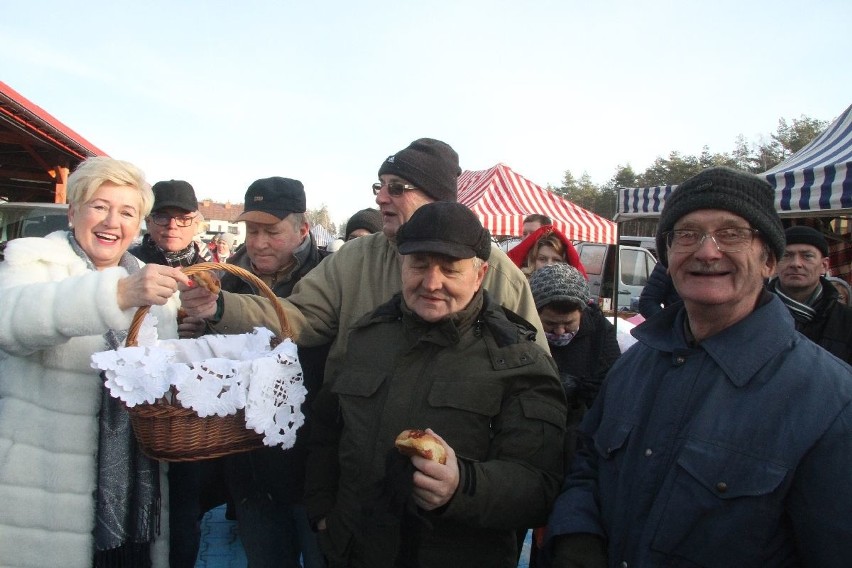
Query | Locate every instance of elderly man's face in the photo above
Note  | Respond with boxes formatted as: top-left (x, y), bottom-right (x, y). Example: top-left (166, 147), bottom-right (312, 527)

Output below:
top-left (374, 174), bottom-right (434, 239)
top-left (402, 253), bottom-right (488, 322)
top-left (667, 209), bottom-right (775, 327)
top-left (777, 244), bottom-right (829, 300)
top-left (147, 206), bottom-right (199, 252)
top-left (245, 214), bottom-right (308, 275)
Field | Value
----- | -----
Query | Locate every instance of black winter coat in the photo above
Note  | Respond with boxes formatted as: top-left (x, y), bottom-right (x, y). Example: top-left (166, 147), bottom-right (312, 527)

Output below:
top-left (794, 278), bottom-right (852, 365)
top-left (222, 234), bottom-right (331, 505)
top-left (548, 304), bottom-right (621, 461)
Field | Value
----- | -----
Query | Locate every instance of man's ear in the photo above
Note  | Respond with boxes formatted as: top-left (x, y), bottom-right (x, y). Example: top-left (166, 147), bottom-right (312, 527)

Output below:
top-left (475, 262), bottom-right (489, 289)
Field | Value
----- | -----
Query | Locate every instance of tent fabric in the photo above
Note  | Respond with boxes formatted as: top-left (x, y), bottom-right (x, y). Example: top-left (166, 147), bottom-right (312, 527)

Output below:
top-left (310, 224), bottom-right (336, 247)
top-left (615, 103), bottom-right (852, 220)
top-left (764, 103), bottom-right (852, 216)
top-left (457, 163), bottom-right (617, 244)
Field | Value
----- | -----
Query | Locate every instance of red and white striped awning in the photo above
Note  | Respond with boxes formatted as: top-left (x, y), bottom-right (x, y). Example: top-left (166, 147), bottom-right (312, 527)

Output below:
top-left (458, 163), bottom-right (616, 244)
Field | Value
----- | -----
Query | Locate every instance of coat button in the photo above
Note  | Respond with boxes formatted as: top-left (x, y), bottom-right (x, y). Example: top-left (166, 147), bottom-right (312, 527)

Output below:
top-left (716, 482), bottom-right (728, 493)
top-left (675, 356), bottom-right (685, 364)
top-left (644, 448), bottom-right (653, 457)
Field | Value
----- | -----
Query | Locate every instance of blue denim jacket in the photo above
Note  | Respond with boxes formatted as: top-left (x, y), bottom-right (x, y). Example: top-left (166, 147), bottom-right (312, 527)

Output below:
top-left (547, 294), bottom-right (852, 567)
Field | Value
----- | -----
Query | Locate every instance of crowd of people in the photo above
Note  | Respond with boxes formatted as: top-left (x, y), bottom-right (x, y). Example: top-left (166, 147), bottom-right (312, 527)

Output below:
top-left (1, 139), bottom-right (851, 568)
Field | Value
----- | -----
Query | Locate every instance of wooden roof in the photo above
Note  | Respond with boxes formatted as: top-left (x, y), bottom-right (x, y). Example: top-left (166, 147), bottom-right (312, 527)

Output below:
top-left (0, 82), bottom-right (106, 202)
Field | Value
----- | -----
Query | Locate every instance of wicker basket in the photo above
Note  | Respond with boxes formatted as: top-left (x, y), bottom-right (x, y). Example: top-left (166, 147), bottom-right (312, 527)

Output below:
top-left (124, 262), bottom-right (292, 462)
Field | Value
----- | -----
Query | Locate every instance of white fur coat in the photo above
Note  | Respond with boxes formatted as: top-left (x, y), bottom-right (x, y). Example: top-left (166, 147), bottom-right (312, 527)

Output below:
top-left (0, 231), bottom-right (177, 568)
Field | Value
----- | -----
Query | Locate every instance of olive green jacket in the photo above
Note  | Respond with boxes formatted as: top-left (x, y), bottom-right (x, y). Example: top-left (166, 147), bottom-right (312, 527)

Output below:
top-left (212, 231), bottom-right (546, 381)
top-left (306, 291), bottom-right (566, 567)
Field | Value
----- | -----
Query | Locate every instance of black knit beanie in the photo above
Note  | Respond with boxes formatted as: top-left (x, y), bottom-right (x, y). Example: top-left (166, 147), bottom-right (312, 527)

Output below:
top-left (377, 138), bottom-right (460, 202)
top-left (656, 166), bottom-right (785, 266)
top-left (344, 208), bottom-right (382, 240)
top-left (784, 226), bottom-right (829, 257)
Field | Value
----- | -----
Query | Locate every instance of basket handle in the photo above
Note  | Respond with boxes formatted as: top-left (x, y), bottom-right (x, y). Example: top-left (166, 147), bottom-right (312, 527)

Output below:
top-left (125, 262), bottom-right (291, 347)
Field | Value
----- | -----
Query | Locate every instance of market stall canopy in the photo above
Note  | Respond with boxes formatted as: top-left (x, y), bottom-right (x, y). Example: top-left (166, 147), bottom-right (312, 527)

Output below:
top-left (615, 103), bottom-right (852, 220)
top-left (310, 223), bottom-right (336, 247)
top-left (458, 163), bottom-right (617, 244)
top-left (764, 103), bottom-right (852, 217)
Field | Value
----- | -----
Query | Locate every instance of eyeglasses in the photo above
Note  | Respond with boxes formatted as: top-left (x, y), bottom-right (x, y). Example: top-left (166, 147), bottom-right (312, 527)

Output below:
top-left (664, 228), bottom-right (759, 253)
top-left (372, 181), bottom-right (418, 197)
top-left (149, 213), bottom-right (197, 227)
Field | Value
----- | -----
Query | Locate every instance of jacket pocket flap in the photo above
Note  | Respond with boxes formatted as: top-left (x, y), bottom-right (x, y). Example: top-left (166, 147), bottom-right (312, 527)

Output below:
top-left (519, 396), bottom-right (565, 428)
top-left (428, 380), bottom-right (502, 416)
top-left (677, 440), bottom-right (788, 499)
top-left (593, 419), bottom-right (633, 459)
top-left (331, 372), bottom-right (387, 398)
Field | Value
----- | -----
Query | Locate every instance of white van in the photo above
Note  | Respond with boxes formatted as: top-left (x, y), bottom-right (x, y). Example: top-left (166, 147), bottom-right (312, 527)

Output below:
top-left (576, 241), bottom-right (657, 311)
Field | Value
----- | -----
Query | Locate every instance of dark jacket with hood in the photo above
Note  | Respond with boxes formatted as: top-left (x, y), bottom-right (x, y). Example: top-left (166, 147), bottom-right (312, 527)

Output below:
top-left (305, 290), bottom-right (566, 568)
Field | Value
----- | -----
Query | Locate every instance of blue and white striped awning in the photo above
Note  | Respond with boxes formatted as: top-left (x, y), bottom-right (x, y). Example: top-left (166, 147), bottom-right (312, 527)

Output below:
top-left (764, 103), bottom-right (852, 217)
top-left (615, 103), bottom-right (852, 220)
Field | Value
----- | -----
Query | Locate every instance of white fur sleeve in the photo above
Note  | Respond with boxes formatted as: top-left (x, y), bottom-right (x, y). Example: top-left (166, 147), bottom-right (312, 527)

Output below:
top-left (0, 267), bottom-right (134, 356)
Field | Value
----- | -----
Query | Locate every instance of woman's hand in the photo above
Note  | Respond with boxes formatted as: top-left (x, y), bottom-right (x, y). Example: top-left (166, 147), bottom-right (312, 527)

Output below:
top-left (117, 264), bottom-right (191, 310)
top-left (410, 429), bottom-right (459, 511)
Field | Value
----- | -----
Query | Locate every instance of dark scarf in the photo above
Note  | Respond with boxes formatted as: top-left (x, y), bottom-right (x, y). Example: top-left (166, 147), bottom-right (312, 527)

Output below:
top-left (142, 233), bottom-right (204, 267)
top-left (67, 233), bottom-right (160, 567)
top-left (769, 277), bottom-right (821, 324)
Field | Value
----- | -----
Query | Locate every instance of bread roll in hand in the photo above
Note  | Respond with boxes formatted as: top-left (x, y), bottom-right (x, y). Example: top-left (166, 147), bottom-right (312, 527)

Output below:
top-left (394, 429), bottom-right (447, 464)
top-left (190, 271), bottom-right (221, 295)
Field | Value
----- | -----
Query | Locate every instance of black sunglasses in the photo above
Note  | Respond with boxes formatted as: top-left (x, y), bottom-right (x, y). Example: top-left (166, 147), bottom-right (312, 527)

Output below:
top-left (371, 181), bottom-right (418, 197)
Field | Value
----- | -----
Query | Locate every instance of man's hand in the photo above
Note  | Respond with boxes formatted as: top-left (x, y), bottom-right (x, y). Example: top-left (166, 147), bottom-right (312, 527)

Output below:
top-left (177, 315), bottom-right (207, 338)
top-left (409, 429), bottom-right (459, 511)
top-left (179, 284), bottom-right (219, 320)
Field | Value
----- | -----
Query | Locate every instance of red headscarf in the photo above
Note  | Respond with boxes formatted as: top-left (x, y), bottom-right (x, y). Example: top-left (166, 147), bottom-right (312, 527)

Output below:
top-left (507, 225), bottom-right (587, 279)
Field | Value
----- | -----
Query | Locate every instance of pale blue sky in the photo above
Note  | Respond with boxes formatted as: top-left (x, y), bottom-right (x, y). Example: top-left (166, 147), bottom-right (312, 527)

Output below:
top-left (3, 1), bottom-right (849, 226)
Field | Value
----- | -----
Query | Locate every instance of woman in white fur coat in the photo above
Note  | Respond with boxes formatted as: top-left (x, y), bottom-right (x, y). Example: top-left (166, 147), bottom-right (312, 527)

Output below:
top-left (0, 157), bottom-right (190, 567)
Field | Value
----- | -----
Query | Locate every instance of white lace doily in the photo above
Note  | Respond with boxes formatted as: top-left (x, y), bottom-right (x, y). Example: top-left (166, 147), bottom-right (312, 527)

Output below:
top-left (91, 315), bottom-right (307, 449)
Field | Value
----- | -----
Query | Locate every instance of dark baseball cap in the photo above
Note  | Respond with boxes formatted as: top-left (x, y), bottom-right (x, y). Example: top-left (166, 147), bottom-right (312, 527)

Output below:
top-left (396, 202), bottom-right (491, 261)
top-left (151, 180), bottom-right (198, 212)
top-left (237, 177), bottom-right (306, 224)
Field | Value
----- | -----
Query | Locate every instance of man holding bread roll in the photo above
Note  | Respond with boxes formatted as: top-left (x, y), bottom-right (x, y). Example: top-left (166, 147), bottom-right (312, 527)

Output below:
top-left (304, 202), bottom-right (567, 567)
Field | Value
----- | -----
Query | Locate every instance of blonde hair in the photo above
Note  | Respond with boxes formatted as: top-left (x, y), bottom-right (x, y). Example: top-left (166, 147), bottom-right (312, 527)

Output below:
top-left (525, 233), bottom-right (566, 268)
top-left (67, 157), bottom-right (153, 216)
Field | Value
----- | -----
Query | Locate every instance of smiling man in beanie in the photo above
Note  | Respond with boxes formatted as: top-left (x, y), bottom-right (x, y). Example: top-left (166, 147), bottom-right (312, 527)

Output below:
top-left (305, 202), bottom-right (566, 567)
top-left (769, 225), bottom-right (852, 363)
top-left (545, 166), bottom-right (852, 567)
top-left (180, 138), bottom-right (547, 386)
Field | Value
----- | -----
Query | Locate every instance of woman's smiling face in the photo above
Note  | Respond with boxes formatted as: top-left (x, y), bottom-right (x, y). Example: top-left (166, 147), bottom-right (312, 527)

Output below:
top-left (68, 182), bottom-right (143, 269)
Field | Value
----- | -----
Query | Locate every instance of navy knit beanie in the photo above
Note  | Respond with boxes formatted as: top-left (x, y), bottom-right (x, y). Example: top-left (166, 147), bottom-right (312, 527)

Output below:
top-left (377, 138), bottom-right (460, 202)
top-left (784, 226), bottom-right (829, 257)
top-left (656, 167), bottom-right (784, 266)
top-left (344, 208), bottom-right (382, 240)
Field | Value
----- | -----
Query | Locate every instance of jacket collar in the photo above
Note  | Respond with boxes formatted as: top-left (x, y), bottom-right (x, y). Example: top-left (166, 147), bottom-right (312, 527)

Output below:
top-left (634, 293), bottom-right (798, 388)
